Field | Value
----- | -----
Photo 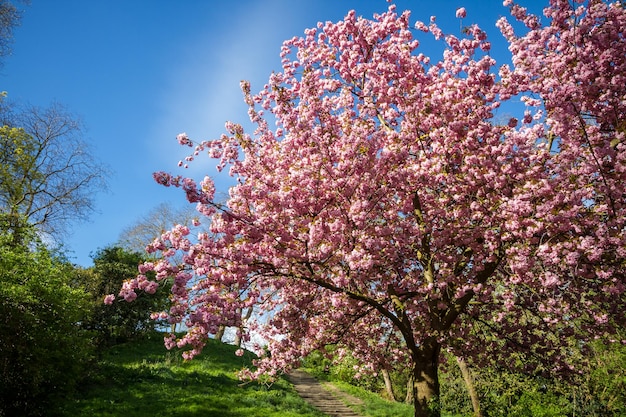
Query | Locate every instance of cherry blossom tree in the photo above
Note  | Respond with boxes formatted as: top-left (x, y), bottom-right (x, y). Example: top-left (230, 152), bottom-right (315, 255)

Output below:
top-left (108, 1), bottom-right (626, 416)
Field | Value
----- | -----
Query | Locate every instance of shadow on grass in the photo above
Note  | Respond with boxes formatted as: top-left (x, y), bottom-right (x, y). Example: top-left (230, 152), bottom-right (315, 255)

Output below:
top-left (61, 334), bottom-right (325, 417)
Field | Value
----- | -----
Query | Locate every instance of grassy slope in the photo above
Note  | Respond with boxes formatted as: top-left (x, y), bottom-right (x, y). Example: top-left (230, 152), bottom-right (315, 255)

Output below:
top-left (60, 333), bottom-right (325, 417)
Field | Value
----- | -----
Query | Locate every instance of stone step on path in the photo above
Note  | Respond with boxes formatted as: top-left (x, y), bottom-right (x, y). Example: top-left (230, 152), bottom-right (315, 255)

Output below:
top-left (286, 369), bottom-right (365, 417)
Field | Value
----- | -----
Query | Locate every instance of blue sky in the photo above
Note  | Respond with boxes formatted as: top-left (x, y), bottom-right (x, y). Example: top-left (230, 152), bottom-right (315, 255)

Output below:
top-left (2, 0), bottom-right (546, 266)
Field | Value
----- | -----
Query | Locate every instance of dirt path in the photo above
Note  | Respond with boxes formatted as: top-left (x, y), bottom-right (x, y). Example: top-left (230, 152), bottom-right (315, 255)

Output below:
top-left (286, 369), bottom-right (365, 417)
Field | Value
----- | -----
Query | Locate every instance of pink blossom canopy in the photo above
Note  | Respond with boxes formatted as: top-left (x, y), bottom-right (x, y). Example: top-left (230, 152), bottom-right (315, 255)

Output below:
top-left (111, 0), bottom-right (625, 398)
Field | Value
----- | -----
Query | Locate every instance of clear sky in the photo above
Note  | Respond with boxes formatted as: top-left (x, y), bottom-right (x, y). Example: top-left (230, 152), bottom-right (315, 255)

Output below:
top-left (1, 0), bottom-right (546, 267)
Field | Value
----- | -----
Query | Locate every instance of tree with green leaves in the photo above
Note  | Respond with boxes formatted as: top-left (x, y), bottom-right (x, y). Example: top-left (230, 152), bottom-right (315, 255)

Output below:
top-left (0, 125), bottom-right (38, 244)
top-left (0, 224), bottom-right (92, 417)
top-left (79, 246), bottom-right (171, 347)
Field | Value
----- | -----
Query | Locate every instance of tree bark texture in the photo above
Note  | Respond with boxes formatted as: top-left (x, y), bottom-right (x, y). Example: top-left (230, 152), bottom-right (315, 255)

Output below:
top-left (405, 373), bottom-right (415, 404)
top-left (411, 339), bottom-right (441, 417)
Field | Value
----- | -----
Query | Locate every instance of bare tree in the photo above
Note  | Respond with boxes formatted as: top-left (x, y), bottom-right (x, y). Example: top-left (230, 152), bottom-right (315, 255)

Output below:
top-left (118, 202), bottom-right (198, 255)
top-left (0, 0), bottom-right (25, 66)
top-left (0, 102), bottom-right (108, 242)
top-left (117, 202), bottom-right (200, 333)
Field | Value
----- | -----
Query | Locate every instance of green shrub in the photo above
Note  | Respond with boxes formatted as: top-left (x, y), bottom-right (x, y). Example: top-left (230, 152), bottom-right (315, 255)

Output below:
top-left (77, 246), bottom-right (171, 348)
top-left (0, 229), bottom-right (92, 417)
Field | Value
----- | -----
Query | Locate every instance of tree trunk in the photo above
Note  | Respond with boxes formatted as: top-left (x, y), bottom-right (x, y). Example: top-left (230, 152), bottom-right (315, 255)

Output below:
top-left (234, 329), bottom-right (242, 347)
top-left (411, 339), bottom-right (441, 417)
top-left (215, 325), bottom-right (225, 341)
top-left (456, 356), bottom-right (482, 417)
top-left (233, 307), bottom-right (253, 347)
top-left (381, 368), bottom-right (396, 401)
top-left (405, 373), bottom-right (414, 404)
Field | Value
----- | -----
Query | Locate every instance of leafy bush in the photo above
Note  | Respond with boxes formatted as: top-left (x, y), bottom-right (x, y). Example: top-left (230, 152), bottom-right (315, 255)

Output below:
top-left (77, 246), bottom-right (171, 347)
top-left (302, 347), bottom-right (380, 392)
top-left (0, 228), bottom-right (92, 417)
top-left (439, 341), bottom-right (626, 417)
top-left (568, 339), bottom-right (626, 417)
top-left (304, 343), bottom-right (626, 417)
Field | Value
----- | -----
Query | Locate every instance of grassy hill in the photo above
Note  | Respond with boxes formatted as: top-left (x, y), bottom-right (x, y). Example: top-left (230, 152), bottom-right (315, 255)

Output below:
top-left (56, 332), bottom-right (626, 417)
top-left (58, 333), bottom-right (326, 417)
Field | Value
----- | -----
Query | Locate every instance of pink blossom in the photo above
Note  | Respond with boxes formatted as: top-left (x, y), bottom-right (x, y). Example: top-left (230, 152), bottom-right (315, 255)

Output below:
top-left (164, 334), bottom-right (177, 350)
top-left (456, 7), bottom-right (466, 18)
top-left (121, 290), bottom-right (137, 302)
top-left (145, 281), bottom-right (159, 294)
top-left (177, 132), bottom-right (193, 147)
top-left (414, 21), bottom-right (429, 32)
top-left (103, 294), bottom-right (115, 305)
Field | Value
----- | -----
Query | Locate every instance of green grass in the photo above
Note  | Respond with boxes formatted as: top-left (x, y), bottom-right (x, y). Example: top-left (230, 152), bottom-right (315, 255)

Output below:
top-left (59, 333), bottom-right (326, 417)
top-left (324, 381), bottom-right (461, 417)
